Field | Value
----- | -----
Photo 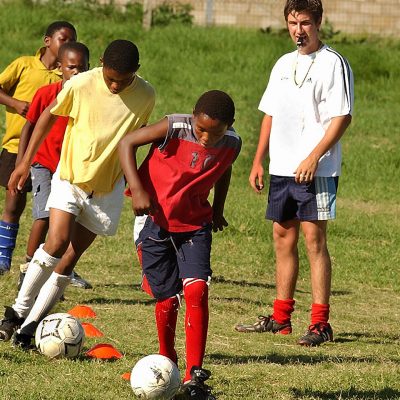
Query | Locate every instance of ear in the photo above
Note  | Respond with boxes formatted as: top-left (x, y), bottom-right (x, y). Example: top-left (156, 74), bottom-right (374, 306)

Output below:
top-left (316, 17), bottom-right (322, 31)
top-left (99, 57), bottom-right (103, 66)
top-left (134, 63), bottom-right (140, 73)
top-left (44, 35), bottom-right (51, 48)
top-left (57, 61), bottom-right (61, 71)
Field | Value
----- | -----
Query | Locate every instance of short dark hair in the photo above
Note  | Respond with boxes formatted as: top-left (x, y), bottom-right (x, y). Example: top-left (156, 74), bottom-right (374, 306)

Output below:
top-left (194, 90), bottom-right (235, 126)
top-left (58, 42), bottom-right (90, 62)
top-left (102, 40), bottom-right (139, 73)
top-left (45, 21), bottom-right (77, 38)
top-left (284, 0), bottom-right (323, 23)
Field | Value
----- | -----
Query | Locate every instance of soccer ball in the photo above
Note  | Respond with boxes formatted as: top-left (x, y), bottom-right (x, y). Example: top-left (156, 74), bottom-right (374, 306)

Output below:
top-left (130, 354), bottom-right (181, 399)
top-left (35, 313), bottom-right (85, 359)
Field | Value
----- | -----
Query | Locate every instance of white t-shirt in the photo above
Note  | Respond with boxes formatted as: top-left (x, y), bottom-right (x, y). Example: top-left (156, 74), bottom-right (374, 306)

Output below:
top-left (258, 45), bottom-right (354, 177)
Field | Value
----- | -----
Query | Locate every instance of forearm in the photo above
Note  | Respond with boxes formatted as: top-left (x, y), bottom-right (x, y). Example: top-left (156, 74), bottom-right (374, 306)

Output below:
top-left (309, 115), bottom-right (352, 162)
top-left (213, 166), bottom-right (232, 216)
top-left (0, 87), bottom-right (17, 108)
top-left (16, 122), bottom-right (34, 165)
top-left (252, 114), bottom-right (272, 166)
top-left (21, 107), bottom-right (57, 166)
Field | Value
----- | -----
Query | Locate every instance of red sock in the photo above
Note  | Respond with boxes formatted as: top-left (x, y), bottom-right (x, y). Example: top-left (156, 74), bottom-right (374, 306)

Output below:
top-left (272, 298), bottom-right (295, 324)
top-left (155, 296), bottom-right (179, 364)
top-left (183, 279), bottom-right (209, 382)
top-left (311, 303), bottom-right (330, 325)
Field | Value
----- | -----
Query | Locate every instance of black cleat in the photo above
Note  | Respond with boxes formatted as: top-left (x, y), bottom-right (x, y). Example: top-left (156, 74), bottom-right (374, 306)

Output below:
top-left (298, 323), bottom-right (333, 346)
top-left (235, 315), bottom-right (292, 334)
top-left (0, 306), bottom-right (24, 341)
top-left (13, 330), bottom-right (35, 350)
top-left (175, 366), bottom-right (216, 399)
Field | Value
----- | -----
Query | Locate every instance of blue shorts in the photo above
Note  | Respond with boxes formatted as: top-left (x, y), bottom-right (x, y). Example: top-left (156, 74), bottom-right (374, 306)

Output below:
top-left (135, 216), bottom-right (212, 300)
top-left (266, 175), bottom-right (339, 222)
top-left (31, 163), bottom-right (53, 220)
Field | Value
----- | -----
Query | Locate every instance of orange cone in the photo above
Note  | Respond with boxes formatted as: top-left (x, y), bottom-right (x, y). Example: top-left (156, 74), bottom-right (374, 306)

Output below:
top-left (86, 343), bottom-right (123, 360)
top-left (81, 322), bottom-right (104, 337)
top-left (68, 305), bottom-right (97, 318)
top-left (121, 372), bottom-right (131, 381)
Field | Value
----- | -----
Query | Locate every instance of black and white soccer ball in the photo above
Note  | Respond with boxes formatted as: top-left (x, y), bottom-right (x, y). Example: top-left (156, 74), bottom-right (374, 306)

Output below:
top-left (130, 354), bottom-right (181, 399)
top-left (35, 313), bottom-right (85, 359)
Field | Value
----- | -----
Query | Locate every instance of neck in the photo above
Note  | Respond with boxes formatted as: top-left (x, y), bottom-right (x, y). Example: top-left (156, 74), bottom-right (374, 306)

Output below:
top-left (40, 50), bottom-right (58, 70)
top-left (298, 40), bottom-right (323, 55)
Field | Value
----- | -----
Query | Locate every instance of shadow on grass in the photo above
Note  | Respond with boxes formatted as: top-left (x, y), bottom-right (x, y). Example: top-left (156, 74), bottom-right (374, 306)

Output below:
top-left (212, 275), bottom-right (275, 289)
top-left (208, 352), bottom-right (400, 365)
top-left (90, 283), bottom-right (142, 290)
top-left (290, 387), bottom-right (400, 399)
top-left (85, 297), bottom-right (155, 306)
top-left (336, 331), bottom-right (400, 344)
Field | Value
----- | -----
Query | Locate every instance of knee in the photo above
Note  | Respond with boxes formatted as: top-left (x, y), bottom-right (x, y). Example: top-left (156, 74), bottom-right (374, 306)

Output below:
top-left (183, 279), bottom-right (208, 307)
top-left (44, 234), bottom-right (70, 258)
top-left (304, 233), bottom-right (327, 255)
top-left (3, 194), bottom-right (26, 221)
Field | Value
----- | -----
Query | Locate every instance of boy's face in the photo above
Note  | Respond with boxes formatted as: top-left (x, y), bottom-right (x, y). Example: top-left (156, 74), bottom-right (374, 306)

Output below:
top-left (59, 50), bottom-right (89, 82)
top-left (287, 11), bottom-right (321, 54)
top-left (193, 113), bottom-right (229, 148)
top-left (102, 66), bottom-right (136, 94)
top-left (45, 28), bottom-right (77, 58)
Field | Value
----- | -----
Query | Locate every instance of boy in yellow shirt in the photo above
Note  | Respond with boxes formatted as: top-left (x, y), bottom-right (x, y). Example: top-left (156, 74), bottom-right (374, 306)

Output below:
top-left (0, 21), bottom-right (77, 274)
top-left (0, 40), bottom-right (155, 347)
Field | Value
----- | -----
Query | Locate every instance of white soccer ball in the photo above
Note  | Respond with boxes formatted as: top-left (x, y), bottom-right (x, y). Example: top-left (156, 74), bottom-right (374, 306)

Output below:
top-left (130, 354), bottom-right (181, 399)
top-left (35, 313), bottom-right (85, 359)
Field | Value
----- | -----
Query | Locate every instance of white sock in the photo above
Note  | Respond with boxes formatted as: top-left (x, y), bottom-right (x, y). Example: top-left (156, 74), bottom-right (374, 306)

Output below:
top-left (13, 244), bottom-right (60, 318)
top-left (19, 272), bottom-right (70, 336)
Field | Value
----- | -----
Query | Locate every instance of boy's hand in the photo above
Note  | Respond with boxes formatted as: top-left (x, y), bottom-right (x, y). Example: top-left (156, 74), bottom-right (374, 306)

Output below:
top-left (13, 99), bottom-right (30, 117)
top-left (131, 189), bottom-right (157, 216)
top-left (294, 155), bottom-right (318, 184)
top-left (249, 163), bottom-right (265, 193)
top-left (8, 161), bottom-right (30, 194)
top-left (212, 214), bottom-right (228, 232)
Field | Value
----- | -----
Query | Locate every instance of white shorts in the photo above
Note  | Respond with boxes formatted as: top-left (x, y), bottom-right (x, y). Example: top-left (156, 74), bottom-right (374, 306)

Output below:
top-left (46, 168), bottom-right (125, 236)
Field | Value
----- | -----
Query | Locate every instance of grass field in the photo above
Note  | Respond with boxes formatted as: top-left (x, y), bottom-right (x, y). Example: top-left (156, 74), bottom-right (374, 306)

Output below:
top-left (0, 1), bottom-right (399, 399)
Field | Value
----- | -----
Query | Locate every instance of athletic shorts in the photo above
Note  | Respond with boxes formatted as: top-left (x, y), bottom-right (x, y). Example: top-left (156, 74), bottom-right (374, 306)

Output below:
top-left (31, 163), bottom-right (52, 220)
top-left (46, 167), bottom-right (124, 236)
top-left (135, 215), bottom-right (212, 299)
top-left (266, 175), bottom-right (339, 222)
top-left (0, 148), bottom-right (32, 191)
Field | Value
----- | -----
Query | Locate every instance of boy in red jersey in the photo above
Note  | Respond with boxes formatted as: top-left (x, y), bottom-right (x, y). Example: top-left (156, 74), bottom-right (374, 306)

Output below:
top-left (119, 90), bottom-right (241, 400)
top-left (16, 42), bottom-right (91, 291)
top-left (0, 21), bottom-right (77, 274)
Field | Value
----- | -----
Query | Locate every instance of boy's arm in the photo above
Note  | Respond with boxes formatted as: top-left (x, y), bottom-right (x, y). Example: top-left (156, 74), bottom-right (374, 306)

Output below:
top-left (8, 100), bottom-right (58, 194)
top-left (249, 114), bottom-right (272, 193)
top-left (118, 117), bottom-right (169, 216)
top-left (294, 114), bottom-right (352, 183)
top-left (16, 121), bottom-right (35, 166)
top-left (212, 166), bottom-right (232, 232)
top-left (0, 86), bottom-right (30, 117)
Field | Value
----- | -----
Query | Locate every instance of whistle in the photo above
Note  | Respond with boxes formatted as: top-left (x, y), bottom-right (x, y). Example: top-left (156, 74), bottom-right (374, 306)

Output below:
top-left (296, 37), bottom-right (304, 46)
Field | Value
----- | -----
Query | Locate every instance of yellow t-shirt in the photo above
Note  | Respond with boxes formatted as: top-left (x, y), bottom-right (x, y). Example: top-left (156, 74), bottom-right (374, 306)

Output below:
top-left (0, 48), bottom-right (62, 153)
top-left (51, 67), bottom-right (155, 194)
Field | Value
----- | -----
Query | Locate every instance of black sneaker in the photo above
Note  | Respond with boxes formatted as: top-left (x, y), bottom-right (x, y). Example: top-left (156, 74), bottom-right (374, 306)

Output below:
top-left (13, 330), bottom-right (35, 350)
top-left (175, 367), bottom-right (216, 400)
top-left (298, 323), bottom-right (333, 346)
top-left (70, 270), bottom-right (92, 289)
top-left (0, 306), bottom-right (24, 341)
top-left (235, 315), bottom-right (292, 334)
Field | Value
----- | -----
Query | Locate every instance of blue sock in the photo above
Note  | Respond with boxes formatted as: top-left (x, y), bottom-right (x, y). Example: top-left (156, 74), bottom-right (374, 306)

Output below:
top-left (0, 220), bottom-right (19, 268)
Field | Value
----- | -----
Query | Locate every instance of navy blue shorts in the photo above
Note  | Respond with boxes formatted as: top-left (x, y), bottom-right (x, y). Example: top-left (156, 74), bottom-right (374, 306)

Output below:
top-left (135, 216), bottom-right (212, 299)
top-left (266, 175), bottom-right (339, 222)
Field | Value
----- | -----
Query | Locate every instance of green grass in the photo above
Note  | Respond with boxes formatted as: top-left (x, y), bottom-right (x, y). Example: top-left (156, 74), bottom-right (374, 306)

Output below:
top-left (0, 1), bottom-right (399, 399)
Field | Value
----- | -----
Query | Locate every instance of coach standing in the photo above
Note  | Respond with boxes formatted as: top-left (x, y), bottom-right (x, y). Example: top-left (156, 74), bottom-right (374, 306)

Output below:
top-left (235, 0), bottom-right (354, 346)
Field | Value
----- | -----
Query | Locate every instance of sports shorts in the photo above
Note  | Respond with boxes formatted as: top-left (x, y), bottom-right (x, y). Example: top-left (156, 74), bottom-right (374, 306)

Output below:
top-left (46, 167), bottom-right (124, 236)
top-left (266, 175), bottom-right (339, 222)
top-left (0, 148), bottom-right (32, 191)
top-left (135, 215), bottom-right (212, 299)
top-left (31, 163), bottom-right (52, 220)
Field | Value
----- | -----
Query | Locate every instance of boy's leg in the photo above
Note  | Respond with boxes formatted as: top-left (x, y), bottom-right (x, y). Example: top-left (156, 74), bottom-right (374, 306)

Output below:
top-left (0, 149), bottom-right (31, 274)
top-left (0, 191), bottom-right (27, 274)
top-left (16, 221), bottom-right (96, 341)
top-left (298, 220), bottom-right (333, 346)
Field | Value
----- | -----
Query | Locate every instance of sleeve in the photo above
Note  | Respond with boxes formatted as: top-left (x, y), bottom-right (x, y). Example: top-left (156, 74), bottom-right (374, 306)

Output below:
top-left (0, 58), bottom-right (24, 93)
top-left (325, 57), bottom-right (354, 118)
top-left (50, 78), bottom-right (75, 117)
top-left (258, 61), bottom-right (280, 116)
top-left (140, 89), bottom-right (156, 127)
top-left (25, 87), bottom-right (48, 124)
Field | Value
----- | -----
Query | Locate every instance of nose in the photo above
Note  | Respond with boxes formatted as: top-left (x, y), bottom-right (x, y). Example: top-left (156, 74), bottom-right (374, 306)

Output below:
top-left (296, 23), bottom-right (304, 35)
top-left (110, 82), bottom-right (121, 93)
